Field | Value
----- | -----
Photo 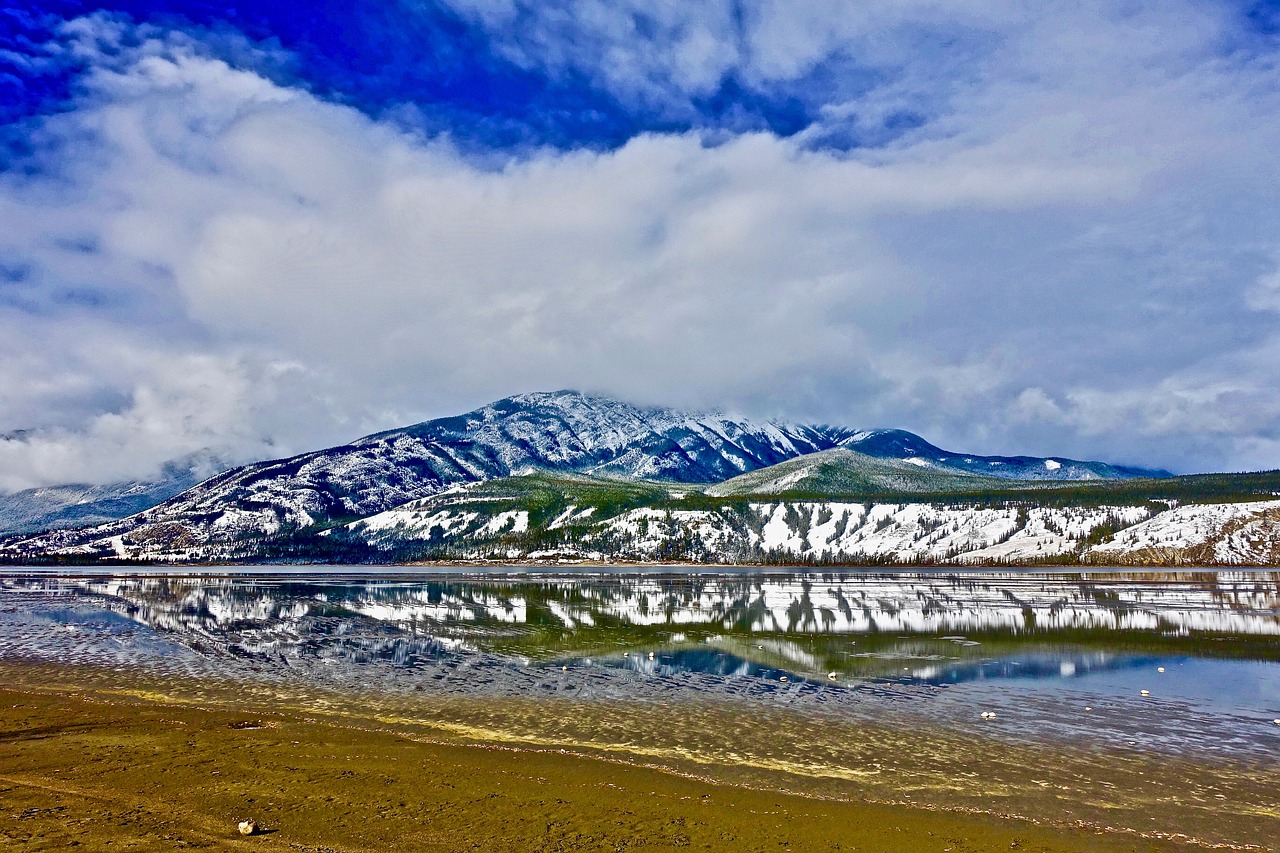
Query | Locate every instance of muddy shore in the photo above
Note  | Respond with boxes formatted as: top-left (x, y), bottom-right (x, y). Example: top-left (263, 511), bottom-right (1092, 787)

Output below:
top-left (2, 662), bottom-right (1275, 852)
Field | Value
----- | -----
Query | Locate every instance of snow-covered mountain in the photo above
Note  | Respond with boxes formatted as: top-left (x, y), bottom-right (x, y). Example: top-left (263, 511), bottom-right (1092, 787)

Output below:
top-left (0, 391), bottom-right (853, 556)
top-left (839, 429), bottom-right (1161, 480)
top-left (0, 390), bottom-right (1168, 562)
top-left (0, 452), bottom-right (231, 537)
top-left (329, 468), bottom-right (1280, 567)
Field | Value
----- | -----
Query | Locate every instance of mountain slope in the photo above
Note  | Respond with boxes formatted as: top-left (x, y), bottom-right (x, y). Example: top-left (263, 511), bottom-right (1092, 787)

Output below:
top-left (0, 452), bottom-right (231, 537)
top-left (347, 472), bottom-right (671, 551)
top-left (839, 429), bottom-right (1167, 480)
top-left (1, 391), bottom-right (860, 557)
top-left (705, 448), bottom-right (1028, 497)
top-left (329, 472), bottom-right (1280, 567)
top-left (0, 390), bottom-right (1168, 562)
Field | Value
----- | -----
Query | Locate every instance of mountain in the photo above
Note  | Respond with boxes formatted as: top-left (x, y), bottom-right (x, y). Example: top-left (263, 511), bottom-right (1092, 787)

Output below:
top-left (838, 429), bottom-right (1165, 480)
top-left (346, 472), bottom-right (671, 552)
top-left (704, 448), bottom-right (1029, 497)
top-left (0, 452), bottom-right (231, 537)
top-left (333, 469), bottom-right (1280, 567)
top-left (0, 390), bottom-right (1167, 563)
top-left (1, 391), bottom-right (859, 559)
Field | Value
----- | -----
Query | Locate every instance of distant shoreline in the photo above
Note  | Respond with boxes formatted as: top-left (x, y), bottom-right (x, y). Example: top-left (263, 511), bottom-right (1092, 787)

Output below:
top-left (2, 558), bottom-right (1277, 575)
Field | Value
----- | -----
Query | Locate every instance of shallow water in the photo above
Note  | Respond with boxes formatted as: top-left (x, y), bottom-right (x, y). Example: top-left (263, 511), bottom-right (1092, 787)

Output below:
top-left (2, 567), bottom-right (1278, 762)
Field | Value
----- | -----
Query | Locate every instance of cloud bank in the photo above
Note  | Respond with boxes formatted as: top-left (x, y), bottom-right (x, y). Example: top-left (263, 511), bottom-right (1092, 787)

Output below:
top-left (2, 2), bottom-right (1280, 489)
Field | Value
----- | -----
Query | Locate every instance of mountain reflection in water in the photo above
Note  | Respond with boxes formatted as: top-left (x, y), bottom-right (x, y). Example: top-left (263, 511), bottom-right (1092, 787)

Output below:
top-left (5, 569), bottom-right (1277, 680)
top-left (61, 570), bottom-right (1280, 626)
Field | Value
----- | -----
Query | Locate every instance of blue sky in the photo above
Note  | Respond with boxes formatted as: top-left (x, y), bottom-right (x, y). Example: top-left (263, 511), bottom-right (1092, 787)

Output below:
top-left (1, 0), bottom-right (952, 150)
top-left (2, 1), bottom-right (1280, 487)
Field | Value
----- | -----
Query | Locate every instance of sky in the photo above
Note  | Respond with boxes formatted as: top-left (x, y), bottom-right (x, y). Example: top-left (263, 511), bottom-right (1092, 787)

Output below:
top-left (2, 0), bottom-right (1280, 490)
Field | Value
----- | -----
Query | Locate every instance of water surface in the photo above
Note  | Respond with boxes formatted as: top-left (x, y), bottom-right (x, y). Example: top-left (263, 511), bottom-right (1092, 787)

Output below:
top-left (2, 567), bottom-right (1278, 761)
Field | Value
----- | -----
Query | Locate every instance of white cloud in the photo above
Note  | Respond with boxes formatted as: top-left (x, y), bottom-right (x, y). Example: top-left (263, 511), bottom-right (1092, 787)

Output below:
top-left (0, 352), bottom-right (325, 491)
top-left (1247, 266), bottom-right (1280, 313)
top-left (1010, 388), bottom-right (1067, 426)
top-left (440, 1), bottom-right (746, 110)
top-left (3, 5), bottom-right (1280, 488)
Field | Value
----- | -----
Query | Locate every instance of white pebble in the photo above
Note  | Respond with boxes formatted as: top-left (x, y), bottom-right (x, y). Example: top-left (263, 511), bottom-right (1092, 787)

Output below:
top-left (1157, 667), bottom-right (1165, 673)
top-left (1140, 689), bottom-right (1151, 696)
top-left (1084, 706), bottom-right (1093, 712)
top-left (238, 820), bottom-right (258, 836)
top-left (779, 675), bottom-right (789, 682)
top-left (827, 672), bottom-right (839, 680)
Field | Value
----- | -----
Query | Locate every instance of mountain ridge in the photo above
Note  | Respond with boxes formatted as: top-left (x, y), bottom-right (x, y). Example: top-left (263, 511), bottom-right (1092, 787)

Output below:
top-left (705, 447), bottom-right (1033, 497)
top-left (330, 468), bottom-right (1280, 567)
top-left (0, 451), bottom-right (232, 537)
top-left (0, 390), bottom-right (1173, 561)
top-left (836, 429), bottom-right (1161, 480)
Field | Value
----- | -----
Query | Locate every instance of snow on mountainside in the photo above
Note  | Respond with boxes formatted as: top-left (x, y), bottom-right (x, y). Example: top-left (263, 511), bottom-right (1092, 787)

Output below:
top-left (375, 390), bottom-right (856, 481)
top-left (0, 390), bottom-right (1169, 562)
top-left (1089, 501), bottom-right (1280, 565)
top-left (0, 452), bottom-right (231, 537)
top-left (0, 481), bottom-right (180, 538)
top-left (330, 473), bottom-right (1280, 566)
top-left (705, 448), bottom-right (1027, 497)
top-left (331, 481), bottom-right (1280, 567)
top-left (0, 391), bottom-right (858, 557)
top-left (839, 429), bottom-right (1165, 480)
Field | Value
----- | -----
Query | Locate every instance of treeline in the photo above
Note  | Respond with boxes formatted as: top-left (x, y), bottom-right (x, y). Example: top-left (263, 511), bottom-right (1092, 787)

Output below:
top-left (666, 469), bottom-right (1280, 510)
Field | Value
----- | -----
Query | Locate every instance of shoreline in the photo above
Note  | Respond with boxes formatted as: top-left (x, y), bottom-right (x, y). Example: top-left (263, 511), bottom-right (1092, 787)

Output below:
top-left (2, 560), bottom-right (1277, 575)
top-left (1, 661), bottom-right (1275, 851)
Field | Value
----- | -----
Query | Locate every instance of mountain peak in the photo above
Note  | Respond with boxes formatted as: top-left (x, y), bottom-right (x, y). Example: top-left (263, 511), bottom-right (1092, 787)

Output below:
top-left (502, 388), bottom-right (590, 406)
top-left (841, 428), bottom-right (943, 458)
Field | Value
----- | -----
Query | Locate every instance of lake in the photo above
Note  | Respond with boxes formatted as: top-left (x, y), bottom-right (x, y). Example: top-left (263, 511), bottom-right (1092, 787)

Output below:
top-left (5, 565), bottom-right (1280, 849)
top-left (3, 567), bottom-right (1278, 761)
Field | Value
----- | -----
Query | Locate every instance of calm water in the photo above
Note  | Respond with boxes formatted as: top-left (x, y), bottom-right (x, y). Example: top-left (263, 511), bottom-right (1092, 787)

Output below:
top-left (2, 567), bottom-right (1278, 759)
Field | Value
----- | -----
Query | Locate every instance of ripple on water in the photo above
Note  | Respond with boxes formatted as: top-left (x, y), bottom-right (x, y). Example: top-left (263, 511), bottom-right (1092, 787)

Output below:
top-left (2, 569), bottom-right (1279, 764)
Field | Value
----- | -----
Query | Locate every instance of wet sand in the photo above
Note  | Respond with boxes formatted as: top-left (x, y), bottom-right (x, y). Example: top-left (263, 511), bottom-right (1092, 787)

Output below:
top-left (2, 663), bottom-right (1275, 852)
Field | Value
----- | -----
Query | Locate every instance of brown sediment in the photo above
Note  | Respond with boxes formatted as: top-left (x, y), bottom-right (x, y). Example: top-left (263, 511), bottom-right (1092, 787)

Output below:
top-left (0, 661), bottom-right (1275, 852)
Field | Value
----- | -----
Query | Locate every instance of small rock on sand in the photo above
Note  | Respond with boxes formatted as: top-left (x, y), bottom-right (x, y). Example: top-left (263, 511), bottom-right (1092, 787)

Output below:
top-left (238, 819), bottom-right (258, 836)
